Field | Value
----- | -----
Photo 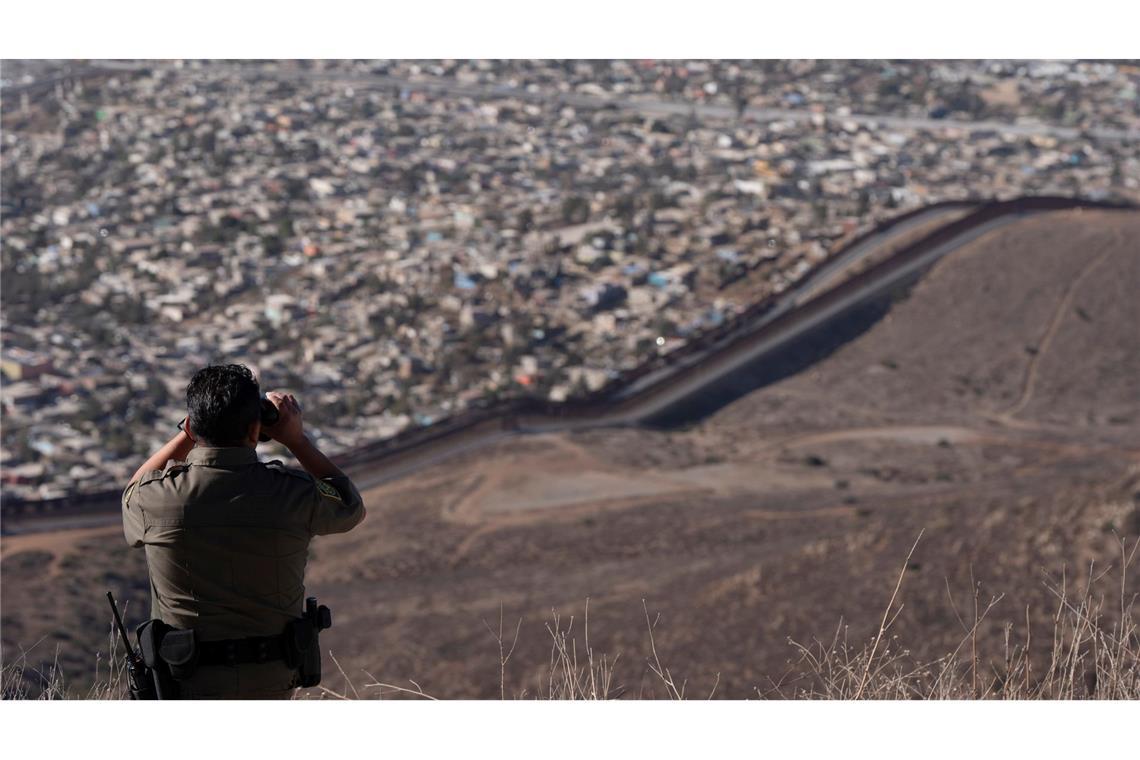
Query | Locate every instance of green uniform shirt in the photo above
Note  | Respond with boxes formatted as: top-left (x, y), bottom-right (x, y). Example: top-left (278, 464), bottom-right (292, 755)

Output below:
top-left (121, 445), bottom-right (365, 698)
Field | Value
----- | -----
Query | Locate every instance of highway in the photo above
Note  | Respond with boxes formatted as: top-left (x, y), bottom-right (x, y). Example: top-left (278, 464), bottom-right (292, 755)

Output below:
top-left (59, 60), bottom-right (1140, 143)
top-left (349, 73), bottom-right (1140, 144)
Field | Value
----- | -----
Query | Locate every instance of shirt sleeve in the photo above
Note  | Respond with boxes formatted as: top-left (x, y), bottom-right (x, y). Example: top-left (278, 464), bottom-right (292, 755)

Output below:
top-left (308, 474), bottom-right (366, 536)
top-left (122, 480), bottom-right (146, 548)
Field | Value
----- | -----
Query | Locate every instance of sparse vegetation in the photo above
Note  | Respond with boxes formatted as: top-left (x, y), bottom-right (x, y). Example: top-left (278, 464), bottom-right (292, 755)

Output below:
top-left (6, 538), bottom-right (1136, 700)
top-left (1, 621), bottom-right (130, 700)
top-left (772, 536), bottom-right (1140, 699)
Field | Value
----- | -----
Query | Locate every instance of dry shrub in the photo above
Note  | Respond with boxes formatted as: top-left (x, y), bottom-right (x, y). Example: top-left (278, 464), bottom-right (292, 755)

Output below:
top-left (2, 619), bottom-right (130, 700)
top-left (5, 540), bottom-right (1137, 700)
top-left (770, 536), bottom-right (1140, 699)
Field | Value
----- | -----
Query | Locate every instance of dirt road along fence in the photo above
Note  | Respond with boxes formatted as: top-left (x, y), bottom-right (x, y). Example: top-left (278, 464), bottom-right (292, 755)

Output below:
top-left (3, 195), bottom-right (1134, 525)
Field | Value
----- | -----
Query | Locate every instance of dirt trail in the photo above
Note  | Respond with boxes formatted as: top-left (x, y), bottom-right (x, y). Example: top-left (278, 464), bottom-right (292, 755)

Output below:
top-left (1, 524), bottom-right (121, 578)
top-left (771, 423), bottom-right (1140, 460)
top-left (774, 425), bottom-right (985, 449)
top-left (1002, 237), bottom-right (1118, 419)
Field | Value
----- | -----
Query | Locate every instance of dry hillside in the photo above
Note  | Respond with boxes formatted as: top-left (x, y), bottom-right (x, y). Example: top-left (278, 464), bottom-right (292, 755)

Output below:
top-left (3, 209), bottom-right (1138, 698)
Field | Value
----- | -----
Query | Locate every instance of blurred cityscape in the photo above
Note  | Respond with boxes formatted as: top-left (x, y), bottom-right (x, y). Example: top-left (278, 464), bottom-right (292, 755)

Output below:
top-left (2, 59), bottom-right (1138, 499)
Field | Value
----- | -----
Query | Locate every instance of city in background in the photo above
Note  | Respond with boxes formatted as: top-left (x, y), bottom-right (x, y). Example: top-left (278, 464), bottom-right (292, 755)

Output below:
top-left (2, 59), bottom-right (1139, 500)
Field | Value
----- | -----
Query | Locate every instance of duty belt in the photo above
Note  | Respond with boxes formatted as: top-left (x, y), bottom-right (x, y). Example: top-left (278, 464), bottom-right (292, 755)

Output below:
top-left (197, 633), bottom-right (289, 667)
top-left (135, 597), bottom-right (332, 698)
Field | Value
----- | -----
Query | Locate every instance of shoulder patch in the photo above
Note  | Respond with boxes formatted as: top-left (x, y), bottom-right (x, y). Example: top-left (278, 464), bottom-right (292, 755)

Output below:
top-left (316, 479), bottom-right (343, 502)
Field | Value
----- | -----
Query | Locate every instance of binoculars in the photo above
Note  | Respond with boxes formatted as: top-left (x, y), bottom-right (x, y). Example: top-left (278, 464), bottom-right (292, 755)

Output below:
top-left (257, 395), bottom-right (280, 442)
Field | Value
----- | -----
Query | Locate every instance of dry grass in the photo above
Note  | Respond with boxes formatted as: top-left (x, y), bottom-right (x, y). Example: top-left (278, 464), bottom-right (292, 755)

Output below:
top-left (765, 536), bottom-right (1140, 700)
top-left (2, 620), bottom-right (130, 700)
top-left (5, 538), bottom-right (1137, 700)
top-left (356, 600), bottom-right (621, 700)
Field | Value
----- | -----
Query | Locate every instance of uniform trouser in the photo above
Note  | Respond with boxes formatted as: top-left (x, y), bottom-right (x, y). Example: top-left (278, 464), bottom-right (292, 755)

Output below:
top-left (174, 660), bottom-right (300, 700)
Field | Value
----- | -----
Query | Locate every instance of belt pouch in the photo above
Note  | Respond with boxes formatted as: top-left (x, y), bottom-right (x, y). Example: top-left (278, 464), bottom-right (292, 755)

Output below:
top-left (158, 629), bottom-right (200, 680)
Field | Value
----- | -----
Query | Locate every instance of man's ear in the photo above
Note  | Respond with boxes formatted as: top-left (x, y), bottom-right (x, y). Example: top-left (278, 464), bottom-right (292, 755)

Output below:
top-left (184, 419), bottom-right (196, 443)
top-left (247, 419), bottom-right (261, 446)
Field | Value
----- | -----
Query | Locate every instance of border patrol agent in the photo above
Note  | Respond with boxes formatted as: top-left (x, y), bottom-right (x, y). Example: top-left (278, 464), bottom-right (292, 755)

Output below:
top-left (121, 364), bottom-right (365, 699)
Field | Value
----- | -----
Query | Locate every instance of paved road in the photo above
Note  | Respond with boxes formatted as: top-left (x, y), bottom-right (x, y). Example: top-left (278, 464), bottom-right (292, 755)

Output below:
top-left (605, 202), bottom-right (975, 404)
top-left (589, 210), bottom-right (1044, 428)
top-left (301, 207), bottom-right (1063, 496)
top-left (11, 200), bottom-right (1133, 533)
top-left (362, 73), bottom-right (1140, 143)
top-left (0, 201), bottom-right (986, 533)
top-left (349, 205), bottom-right (1038, 487)
top-left (6, 60), bottom-right (1136, 530)
top-left (346, 203), bottom-right (1120, 489)
top-left (62, 60), bottom-right (1140, 143)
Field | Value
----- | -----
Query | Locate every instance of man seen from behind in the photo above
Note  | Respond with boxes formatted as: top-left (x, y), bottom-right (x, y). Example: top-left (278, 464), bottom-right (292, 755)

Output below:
top-left (121, 364), bottom-right (366, 699)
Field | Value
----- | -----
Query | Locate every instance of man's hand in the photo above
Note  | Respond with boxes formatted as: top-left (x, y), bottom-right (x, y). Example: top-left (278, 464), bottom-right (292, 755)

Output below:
top-left (265, 391), bottom-right (305, 448)
top-left (264, 392), bottom-right (348, 483)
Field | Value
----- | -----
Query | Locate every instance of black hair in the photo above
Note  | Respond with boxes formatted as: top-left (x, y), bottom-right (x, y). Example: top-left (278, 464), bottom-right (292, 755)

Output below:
top-left (185, 364), bottom-right (261, 446)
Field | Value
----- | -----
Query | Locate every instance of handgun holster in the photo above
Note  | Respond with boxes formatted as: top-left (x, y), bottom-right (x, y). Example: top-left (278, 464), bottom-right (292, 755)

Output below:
top-left (284, 617), bottom-right (321, 687)
top-left (136, 619), bottom-right (182, 699)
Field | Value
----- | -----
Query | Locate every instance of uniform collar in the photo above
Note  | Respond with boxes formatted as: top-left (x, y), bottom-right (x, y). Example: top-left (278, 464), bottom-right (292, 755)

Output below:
top-left (185, 446), bottom-right (259, 466)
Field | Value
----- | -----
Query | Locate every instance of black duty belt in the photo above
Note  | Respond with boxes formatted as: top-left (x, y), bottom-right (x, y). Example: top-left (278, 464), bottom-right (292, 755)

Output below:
top-left (134, 597), bottom-right (331, 697)
top-left (197, 633), bottom-right (289, 667)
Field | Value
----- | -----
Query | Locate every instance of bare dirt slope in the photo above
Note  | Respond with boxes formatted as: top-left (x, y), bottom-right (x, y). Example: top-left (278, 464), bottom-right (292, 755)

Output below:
top-left (708, 209), bottom-right (1140, 437)
top-left (3, 210), bottom-right (1138, 698)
